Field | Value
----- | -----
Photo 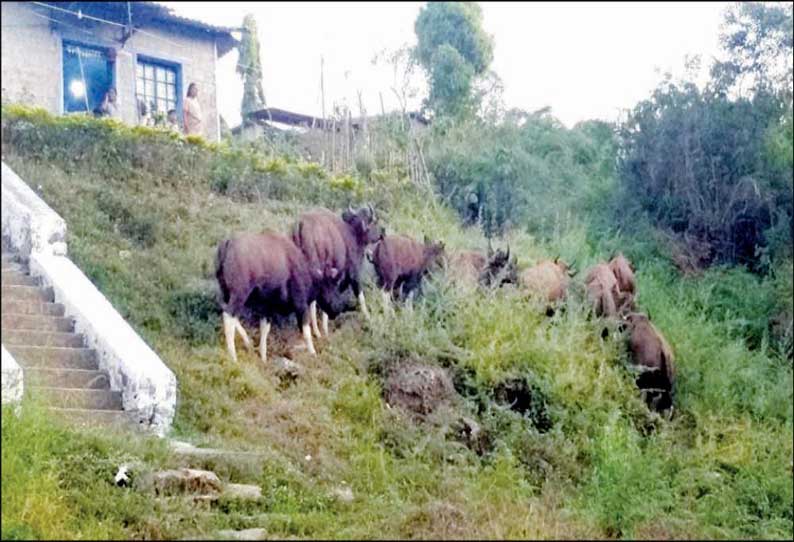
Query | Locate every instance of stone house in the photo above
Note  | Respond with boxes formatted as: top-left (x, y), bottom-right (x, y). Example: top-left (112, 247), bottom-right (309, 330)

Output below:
top-left (1, 1), bottom-right (237, 141)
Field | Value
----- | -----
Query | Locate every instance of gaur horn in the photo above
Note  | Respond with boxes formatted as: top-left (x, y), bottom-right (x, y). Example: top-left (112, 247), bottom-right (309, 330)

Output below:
top-left (505, 244), bottom-right (510, 261)
top-left (367, 203), bottom-right (374, 219)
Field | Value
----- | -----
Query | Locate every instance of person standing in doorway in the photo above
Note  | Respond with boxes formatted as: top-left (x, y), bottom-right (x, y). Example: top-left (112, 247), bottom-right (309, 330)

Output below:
top-left (95, 88), bottom-right (119, 118)
top-left (183, 82), bottom-right (203, 136)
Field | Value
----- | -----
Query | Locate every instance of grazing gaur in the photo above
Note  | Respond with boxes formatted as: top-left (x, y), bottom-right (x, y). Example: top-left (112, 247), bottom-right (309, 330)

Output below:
top-left (447, 244), bottom-right (518, 288)
top-left (623, 312), bottom-right (676, 414)
top-left (519, 258), bottom-right (575, 306)
top-left (215, 231), bottom-right (347, 363)
top-left (609, 252), bottom-right (637, 311)
top-left (292, 205), bottom-right (384, 337)
top-left (371, 234), bottom-right (446, 302)
top-left (584, 263), bottom-right (622, 318)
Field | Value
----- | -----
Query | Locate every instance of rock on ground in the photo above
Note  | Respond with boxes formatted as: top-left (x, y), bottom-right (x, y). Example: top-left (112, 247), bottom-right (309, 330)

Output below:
top-left (215, 528), bottom-right (268, 540)
top-left (384, 362), bottom-right (456, 416)
top-left (224, 483), bottom-right (262, 501)
top-left (142, 468), bottom-right (222, 496)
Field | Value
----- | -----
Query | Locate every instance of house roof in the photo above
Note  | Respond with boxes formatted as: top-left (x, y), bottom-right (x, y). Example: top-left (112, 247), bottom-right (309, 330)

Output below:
top-left (245, 107), bottom-right (430, 131)
top-left (38, 2), bottom-right (238, 56)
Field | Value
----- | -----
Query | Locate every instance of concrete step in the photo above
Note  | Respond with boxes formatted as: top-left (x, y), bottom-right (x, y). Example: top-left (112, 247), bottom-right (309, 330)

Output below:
top-left (3, 330), bottom-right (84, 348)
top-left (1, 313), bottom-right (74, 332)
top-left (1, 271), bottom-right (39, 286)
top-left (1, 300), bottom-right (66, 316)
top-left (6, 345), bottom-right (98, 370)
top-left (29, 386), bottom-right (123, 410)
top-left (1, 261), bottom-right (26, 272)
top-left (25, 367), bottom-right (111, 389)
top-left (48, 407), bottom-right (141, 431)
top-left (2, 285), bottom-right (54, 303)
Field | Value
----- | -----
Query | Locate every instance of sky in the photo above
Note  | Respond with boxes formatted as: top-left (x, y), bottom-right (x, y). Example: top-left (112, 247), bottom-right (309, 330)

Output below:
top-left (158, 1), bottom-right (732, 128)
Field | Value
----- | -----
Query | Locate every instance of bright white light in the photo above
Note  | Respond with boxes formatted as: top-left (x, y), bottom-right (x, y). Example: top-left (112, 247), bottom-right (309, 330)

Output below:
top-left (70, 80), bottom-right (85, 98)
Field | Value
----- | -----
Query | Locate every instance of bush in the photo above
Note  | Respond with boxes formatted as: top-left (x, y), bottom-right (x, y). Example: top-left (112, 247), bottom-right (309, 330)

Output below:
top-left (617, 78), bottom-right (792, 269)
top-left (426, 113), bottom-right (618, 238)
top-left (0, 104), bottom-right (417, 212)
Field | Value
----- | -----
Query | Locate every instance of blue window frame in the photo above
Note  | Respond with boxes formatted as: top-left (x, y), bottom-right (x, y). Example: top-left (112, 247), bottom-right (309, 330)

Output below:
top-left (62, 40), bottom-right (114, 114)
top-left (136, 56), bottom-right (181, 118)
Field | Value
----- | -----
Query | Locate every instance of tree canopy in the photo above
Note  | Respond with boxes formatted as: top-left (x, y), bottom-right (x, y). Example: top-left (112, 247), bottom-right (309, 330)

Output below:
top-left (237, 14), bottom-right (267, 118)
top-left (414, 2), bottom-right (494, 119)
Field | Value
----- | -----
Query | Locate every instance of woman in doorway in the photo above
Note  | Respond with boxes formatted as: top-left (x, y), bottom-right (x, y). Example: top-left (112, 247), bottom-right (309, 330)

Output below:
top-left (183, 82), bottom-right (203, 136)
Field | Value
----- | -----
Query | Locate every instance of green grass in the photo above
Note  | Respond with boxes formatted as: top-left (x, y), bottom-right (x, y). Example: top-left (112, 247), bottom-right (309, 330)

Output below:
top-left (1, 113), bottom-right (792, 539)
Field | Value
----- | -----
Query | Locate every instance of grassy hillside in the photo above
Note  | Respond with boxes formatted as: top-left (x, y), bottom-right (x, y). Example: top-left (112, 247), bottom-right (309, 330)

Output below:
top-left (2, 108), bottom-right (792, 539)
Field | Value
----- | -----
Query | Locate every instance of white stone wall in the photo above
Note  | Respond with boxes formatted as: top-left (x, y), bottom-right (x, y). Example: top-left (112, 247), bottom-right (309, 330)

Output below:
top-left (1, 2), bottom-right (222, 142)
top-left (1, 163), bottom-right (68, 260)
top-left (1, 161), bottom-right (177, 435)
top-left (1, 346), bottom-right (24, 408)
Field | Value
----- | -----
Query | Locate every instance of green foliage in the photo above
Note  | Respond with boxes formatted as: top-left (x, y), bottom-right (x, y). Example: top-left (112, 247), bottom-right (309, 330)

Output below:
top-left (427, 112), bottom-right (618, 237)
top-left (617, 77), bottom-right (792, 268)
top-left (414, 1), bottom-right (494, 119)
top-left (237, 14), bottom-right (267, 117)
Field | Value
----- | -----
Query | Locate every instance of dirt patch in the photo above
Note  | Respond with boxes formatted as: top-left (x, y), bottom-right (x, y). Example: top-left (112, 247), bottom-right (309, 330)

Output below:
top-left (384, 362), bottom-right (456, 417)
top-left (492, 376), bottom-right (552, 432)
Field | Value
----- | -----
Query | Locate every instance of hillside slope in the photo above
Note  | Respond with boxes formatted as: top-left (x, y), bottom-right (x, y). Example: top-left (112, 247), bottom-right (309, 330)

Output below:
top-left (2, 109), bottom-right (792, 540)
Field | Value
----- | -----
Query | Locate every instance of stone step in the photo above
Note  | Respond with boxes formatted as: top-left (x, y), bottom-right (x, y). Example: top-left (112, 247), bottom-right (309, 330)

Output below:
top-left (1, 314), bottom-right (74, 332)
top-left (1, 300), bottom-right (66, 316)
top-left (48, 407), bottom-right (141, 431)
top-left (2, 285), bottom-right (54, 302)
top-left (3, 329), bottom-right (84, 348)
top-left (25, 367), bottom-right (111, 389)
top-left (1, 261), bottom-right (26, 272)
top-left (6, 345), bottom-right (98, 370)
top-left (1, 271), bottom-right (39, 286)
top-left (30, 386), bottom-right (123, 410)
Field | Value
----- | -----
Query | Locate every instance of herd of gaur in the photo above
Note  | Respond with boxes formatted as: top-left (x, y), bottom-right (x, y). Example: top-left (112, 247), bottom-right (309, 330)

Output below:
top-left (215, 205), bottom-right (676, 415)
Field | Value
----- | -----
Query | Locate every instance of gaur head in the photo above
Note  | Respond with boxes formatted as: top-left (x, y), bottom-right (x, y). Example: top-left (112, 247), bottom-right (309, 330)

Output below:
top-left (314, 263), bottom-right (356, 318)
top-left (482, 244), bottom-right (519, 286)
top-left (342, 204), bottom-right (385, 245)
top-left (554, 256), bottom-right (578, 277)
top-left (620, 310), bottom-right (649, 333)
top-left (423, 235), bottom-right (446, 271)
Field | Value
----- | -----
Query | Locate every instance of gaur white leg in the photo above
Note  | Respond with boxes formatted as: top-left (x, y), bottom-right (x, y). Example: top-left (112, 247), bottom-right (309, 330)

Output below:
top-left (259, 318), bottom-right (271, 363)
top-left (381, 290), bottom-right (393, 313)
top-left (321, 311), bottom-right (329, 336)
top-left (358, 291), bottom-right (370, 318)
top-left (310, 301), bottom-right (322, 338)
top-left (302, 321), bottom-right (317, 355)
top-left (233, 317), bottom-right (254, 352)
top-left (222, 312), bottom-right (238, 362)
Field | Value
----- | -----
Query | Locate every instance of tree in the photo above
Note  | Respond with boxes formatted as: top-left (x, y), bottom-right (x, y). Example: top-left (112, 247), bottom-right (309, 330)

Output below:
top-left (237, 14), bottom-right (266, 119)
top-left (414, 2), bottom-right (494, 119)
top-left (712, 2), bottom-right (793, 102)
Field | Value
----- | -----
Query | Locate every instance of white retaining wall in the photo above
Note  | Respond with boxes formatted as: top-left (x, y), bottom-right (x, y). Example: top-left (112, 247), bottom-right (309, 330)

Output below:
top-left (1, 162), bottom-right (177, 435)
top-left (1, 345), bottom-right (23, 407)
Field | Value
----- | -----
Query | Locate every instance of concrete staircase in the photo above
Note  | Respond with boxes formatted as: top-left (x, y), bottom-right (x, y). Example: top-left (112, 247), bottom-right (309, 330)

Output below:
top-left (2, 249), bottom-right (134, 429)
